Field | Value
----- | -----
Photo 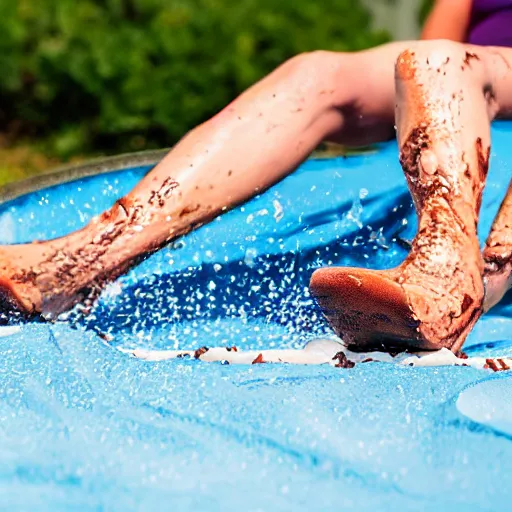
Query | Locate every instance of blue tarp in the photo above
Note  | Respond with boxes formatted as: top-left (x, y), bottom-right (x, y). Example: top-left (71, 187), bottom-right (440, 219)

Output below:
top-left (2, 123), bottom-right (512, 510)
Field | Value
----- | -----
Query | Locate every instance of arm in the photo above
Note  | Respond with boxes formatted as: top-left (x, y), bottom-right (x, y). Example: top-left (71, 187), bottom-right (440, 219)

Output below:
top-left (420, 0), bottom-right (473, 42)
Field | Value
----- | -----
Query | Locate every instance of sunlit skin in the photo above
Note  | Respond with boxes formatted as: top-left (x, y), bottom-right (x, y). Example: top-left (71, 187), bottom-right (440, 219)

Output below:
top-left (421, 0), bottom-right (474, 42)
top-left (1, 40), bottom-right (512, 354)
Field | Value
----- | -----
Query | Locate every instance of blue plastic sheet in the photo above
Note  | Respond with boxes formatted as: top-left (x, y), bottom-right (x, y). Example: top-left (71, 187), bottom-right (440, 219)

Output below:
top-left (1, 123), bottom-right (512, 510)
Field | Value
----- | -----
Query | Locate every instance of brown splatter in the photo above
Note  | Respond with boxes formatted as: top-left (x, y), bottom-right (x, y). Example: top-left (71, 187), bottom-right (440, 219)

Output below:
top-left (485, 359), bottom-right (497, 371)
top-left (484, 358), bottom-right (511, 372)
top-left (97, 331), bottom-right (113, 342)
top-left (399, 127), bottom-right (430, 179)
top-left (476, 137), bottom-right (490, 182)
top-left (361, 358), bottom-right (374, 363)
top-left (96, 197), bottom-right (138, 226)
top-left (475, 190), bottom-right (483, 214)
top-left (498, 359), bottom-right (510, 370)
top-left (462, 51), bottom-right (480, 69)
top-left (460, 294), bottom-right (474, 314)
top-left (332, 351), bottom-right (355, 368)
top-left (484, 251), bottom-right (509, 271)
top-left (252, 353), bottom-right (265, 364)
top-left (113, 198), bottom-right (130, 217)
top-left (194, 346), bottom-right (209, 359)
top-left (148, 177), bottom-right (179, 207)
top-left (179, 204), bottom-right (201, 218)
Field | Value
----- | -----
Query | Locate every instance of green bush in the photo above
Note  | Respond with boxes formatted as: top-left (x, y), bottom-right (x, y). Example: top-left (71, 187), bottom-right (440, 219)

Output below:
top-left (418, 0), bottom-right (434, 25)
top-left (0, 0), bottom-right (390, 157)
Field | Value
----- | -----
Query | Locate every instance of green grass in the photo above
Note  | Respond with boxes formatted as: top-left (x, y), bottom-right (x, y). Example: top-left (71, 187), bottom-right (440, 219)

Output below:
top-left (0, 138), bottom-right (89, 187)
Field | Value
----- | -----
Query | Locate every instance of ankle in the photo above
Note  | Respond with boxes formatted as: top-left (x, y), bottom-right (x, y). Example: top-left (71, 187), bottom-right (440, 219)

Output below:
top-left (398, 195), bottom-right (484, 345)
top-left (413, 200), bottom-right (481, 264)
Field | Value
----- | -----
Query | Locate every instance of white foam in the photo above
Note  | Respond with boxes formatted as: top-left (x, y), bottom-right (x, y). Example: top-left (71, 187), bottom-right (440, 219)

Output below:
top-left (119, 338), bottom-right (512, 371)
top-left (0, 326), bottom-right (21, 337)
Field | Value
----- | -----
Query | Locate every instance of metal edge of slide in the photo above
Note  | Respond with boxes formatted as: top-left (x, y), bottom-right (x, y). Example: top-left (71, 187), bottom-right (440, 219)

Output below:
top-left (0, 145), bottom-right (362, 205)
top-left (0, 148), bottom-right (170, 205)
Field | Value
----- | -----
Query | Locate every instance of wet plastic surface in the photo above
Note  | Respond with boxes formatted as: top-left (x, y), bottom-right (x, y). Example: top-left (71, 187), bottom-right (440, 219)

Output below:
top-left (1, 123), bottom-right (512, 510)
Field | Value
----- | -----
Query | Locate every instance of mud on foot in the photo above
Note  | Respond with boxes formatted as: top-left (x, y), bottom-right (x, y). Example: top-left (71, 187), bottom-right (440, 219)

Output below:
top-left (310, 260), bottom-right (484, 354)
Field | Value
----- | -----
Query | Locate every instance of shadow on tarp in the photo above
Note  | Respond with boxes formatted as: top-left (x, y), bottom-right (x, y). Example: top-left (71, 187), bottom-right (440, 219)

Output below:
top-left (1, 123), bottom-right (512, 510)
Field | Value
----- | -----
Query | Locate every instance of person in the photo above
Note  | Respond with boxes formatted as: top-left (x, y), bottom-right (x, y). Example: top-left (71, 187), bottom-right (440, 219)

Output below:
top-left (422, 0), bottom-right (512, 47)
top-left (1, 39), bottom-right (512, 355)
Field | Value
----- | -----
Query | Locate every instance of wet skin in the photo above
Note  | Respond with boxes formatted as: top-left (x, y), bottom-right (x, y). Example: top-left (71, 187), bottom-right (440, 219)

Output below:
top-left (1, 40), bottom-right (512, 353)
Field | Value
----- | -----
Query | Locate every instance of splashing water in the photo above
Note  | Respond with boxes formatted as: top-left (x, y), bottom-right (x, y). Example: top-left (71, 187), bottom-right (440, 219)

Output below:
top-left (1, 123), bottom-right (512, 510)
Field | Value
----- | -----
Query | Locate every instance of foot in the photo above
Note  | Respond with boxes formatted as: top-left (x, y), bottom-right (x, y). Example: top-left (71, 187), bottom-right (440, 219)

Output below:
top-left (310, 267), bottom-right (423, 351)
top-left (0, 212), bottom-right (132, 321)
top-left (0, 242), bottom-right (133, 322)
top-left (0, 245), bottom-right (45, 322)
top-left (0, 198), bottom-right (182, 322)
top-left (310, 206), bottom-right (485, 353)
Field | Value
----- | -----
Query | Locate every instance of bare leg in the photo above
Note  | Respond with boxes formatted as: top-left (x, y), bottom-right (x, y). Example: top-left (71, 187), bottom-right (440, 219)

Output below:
top-left (311, 41), bottom-right (512, 353)
top-left (0, 43), bottom-right (409, 319)
top-left (482, 180), bottom-right (512, 310)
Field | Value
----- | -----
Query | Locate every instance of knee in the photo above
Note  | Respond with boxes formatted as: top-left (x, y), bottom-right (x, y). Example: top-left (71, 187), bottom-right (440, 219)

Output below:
top-left (285, 50), bottom-right (343, 71)
top-left (395, 40), bottom-right (469, 81)
top-left (279, 50), bottom-right (350, 98)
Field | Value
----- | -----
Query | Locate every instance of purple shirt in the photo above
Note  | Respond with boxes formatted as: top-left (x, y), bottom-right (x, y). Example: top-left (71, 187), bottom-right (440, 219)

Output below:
top-left (469, 0), bottom-right (512, 46)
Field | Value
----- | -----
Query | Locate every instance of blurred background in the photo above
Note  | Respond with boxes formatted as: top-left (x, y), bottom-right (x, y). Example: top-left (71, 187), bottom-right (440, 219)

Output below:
top-left (0, 0), bottom-right (433, 186)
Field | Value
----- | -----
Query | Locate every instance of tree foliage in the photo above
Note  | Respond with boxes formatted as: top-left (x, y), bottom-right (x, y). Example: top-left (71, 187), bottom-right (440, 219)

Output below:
top-left (0, 0), bottom-right (390, 156)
